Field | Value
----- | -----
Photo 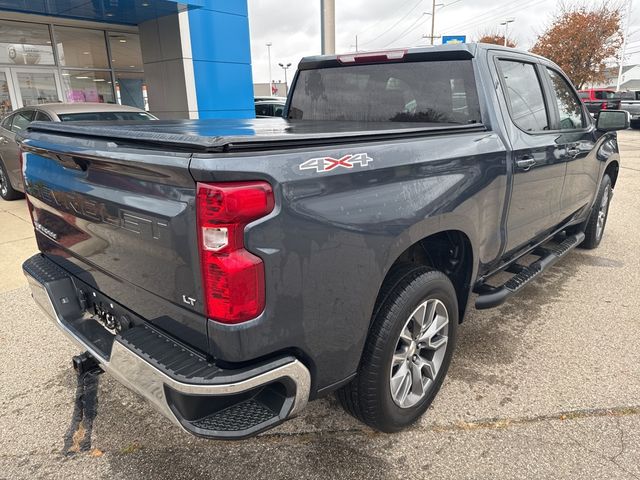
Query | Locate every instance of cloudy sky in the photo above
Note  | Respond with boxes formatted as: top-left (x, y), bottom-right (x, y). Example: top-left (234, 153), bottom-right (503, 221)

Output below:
top-left (247, 0), bottom-right (640, 84)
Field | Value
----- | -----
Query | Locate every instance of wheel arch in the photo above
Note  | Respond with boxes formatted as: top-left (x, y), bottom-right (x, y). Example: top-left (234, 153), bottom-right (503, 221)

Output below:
top-left (374, 227), bottom-right (477, 324)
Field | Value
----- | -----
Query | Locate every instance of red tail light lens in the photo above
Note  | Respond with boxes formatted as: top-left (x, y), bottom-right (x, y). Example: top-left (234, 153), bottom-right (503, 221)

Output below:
top-left (196, 181), bottom-right (274, 324)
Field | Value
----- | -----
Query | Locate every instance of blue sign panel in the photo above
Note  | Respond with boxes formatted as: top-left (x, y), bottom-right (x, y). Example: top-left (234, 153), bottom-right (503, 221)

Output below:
top-left (442, 35), bottom-right (466, 45)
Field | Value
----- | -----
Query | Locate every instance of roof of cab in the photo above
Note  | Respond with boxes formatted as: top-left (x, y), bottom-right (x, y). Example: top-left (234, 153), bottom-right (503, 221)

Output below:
top-left (297, 42), bottom-right (544, 70)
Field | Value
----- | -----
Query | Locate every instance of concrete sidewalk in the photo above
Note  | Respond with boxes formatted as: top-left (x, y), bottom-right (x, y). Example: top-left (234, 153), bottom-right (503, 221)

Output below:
top-left (1, 131), bottom-right (639, 479)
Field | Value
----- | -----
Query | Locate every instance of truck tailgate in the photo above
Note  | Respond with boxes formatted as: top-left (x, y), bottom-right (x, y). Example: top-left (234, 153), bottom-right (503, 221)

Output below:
top-left (20, 131), bottom-right (208, 352)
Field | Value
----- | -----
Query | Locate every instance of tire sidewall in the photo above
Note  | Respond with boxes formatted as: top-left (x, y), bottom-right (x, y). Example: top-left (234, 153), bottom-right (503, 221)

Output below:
top-left (591, 175), bottom-right (612, 247)
top-left (373, 272), bottom-right (458, 431)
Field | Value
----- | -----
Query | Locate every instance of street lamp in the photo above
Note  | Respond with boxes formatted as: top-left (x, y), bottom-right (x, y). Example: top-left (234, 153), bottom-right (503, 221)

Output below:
top-left (500, 18), bottom-right (515, 47)
top-left (278, 62), bottom-right (292, 95)
top-left (266, 42), bottom-right (273, 96)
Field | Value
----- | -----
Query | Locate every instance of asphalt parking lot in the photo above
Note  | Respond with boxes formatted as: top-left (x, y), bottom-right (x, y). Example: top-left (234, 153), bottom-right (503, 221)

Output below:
top-left (1, 130), bottom-right (639, 480)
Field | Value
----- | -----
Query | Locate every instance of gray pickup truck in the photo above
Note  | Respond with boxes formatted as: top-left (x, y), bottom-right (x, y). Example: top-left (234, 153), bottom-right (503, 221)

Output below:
top-left (620, 91), bottom-right (640, 128)
top-left (19, 44), bottom-right (628, 440)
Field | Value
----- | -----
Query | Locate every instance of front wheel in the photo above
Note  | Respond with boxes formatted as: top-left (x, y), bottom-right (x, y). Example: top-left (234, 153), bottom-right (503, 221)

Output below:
top-left (337, 266), bottom-right (458, 432)
top-left (580, 174), bottom-right (612, 250)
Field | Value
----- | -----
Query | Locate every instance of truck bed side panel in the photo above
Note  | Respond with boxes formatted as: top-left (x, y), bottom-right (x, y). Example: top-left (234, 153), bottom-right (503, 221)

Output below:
top-left (190, 131), bottom-right (508, 390)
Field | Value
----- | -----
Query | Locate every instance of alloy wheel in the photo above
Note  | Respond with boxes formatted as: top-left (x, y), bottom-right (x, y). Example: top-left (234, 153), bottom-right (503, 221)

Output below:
top-left (389, 298), bottom-right (449, 409)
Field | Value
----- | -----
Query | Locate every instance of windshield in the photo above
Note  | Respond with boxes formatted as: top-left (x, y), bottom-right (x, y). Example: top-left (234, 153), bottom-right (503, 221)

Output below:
top-left (58, 111), bottom-right (156, 122)
top-left (288, 60), bottom-right (482, 125)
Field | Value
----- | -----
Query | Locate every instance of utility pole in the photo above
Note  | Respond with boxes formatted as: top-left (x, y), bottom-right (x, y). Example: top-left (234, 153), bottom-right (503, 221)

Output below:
top-left (321, 0), bottom-right (336, 54)
top-left (278, 63), bottom-right (292, 95)
top-left (500, 18), bottom-right (515, 47)
top-left (266, 42), bottom-right (273, 96)
top-left (425, 1), bottom-right (443, 45)
top-left (617, 0), bottom-right (632, 91)
top-left (355, 35), bottom-right (358, 52)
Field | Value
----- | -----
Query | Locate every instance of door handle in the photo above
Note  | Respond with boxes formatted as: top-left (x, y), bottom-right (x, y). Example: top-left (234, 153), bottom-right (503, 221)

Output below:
top-left (515, 156), bottom-right (536, 171)
top-left (566, 147), bottom-right (580, 158)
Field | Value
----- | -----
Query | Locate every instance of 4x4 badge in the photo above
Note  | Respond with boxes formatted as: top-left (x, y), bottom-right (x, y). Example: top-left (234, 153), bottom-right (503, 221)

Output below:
top-left (299, 153), bottom-right (373, 173)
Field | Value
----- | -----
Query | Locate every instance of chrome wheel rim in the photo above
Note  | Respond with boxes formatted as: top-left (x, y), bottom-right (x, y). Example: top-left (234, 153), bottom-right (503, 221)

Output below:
top-left (596, 186), bottom-right (610, 241)
top-left (389, 298), bottom-right (449, 409)
top-left (0, 167), bottom-right (7, 197)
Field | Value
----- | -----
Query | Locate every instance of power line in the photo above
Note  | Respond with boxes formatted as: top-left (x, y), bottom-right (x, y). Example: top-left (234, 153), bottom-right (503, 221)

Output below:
top-left (359, 0), bottom-right (424, 46)
top-left (381, 13), bottom-right (429, 47)
top-left (354, 0), bottom-right (416, 38)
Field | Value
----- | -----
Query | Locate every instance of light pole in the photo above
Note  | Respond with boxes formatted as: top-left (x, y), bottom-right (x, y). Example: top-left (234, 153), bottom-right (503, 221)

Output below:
top-left (500, 18), bottom-right (515, 47)
top-left (266, 42), bottom-right (273, 96)
top-left (321, 0), bottom-right (335, 54)
top-left (278, 62), bottom-right (292, 95)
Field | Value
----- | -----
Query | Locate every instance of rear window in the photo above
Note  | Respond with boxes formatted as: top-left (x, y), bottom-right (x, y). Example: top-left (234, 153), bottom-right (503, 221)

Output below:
top-left (594, 90), bottom-right (616, 100)
top-left (288, 60), bottom-right (481, 125)
top-left (58, 111), bottom-right (155, 122)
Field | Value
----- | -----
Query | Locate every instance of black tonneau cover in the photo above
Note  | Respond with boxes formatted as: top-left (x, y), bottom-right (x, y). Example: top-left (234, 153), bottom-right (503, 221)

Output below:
top-left (25, 118), bottom-right (485, 153)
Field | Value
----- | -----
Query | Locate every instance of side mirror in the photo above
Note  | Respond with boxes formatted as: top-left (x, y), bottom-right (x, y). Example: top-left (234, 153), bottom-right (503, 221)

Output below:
top-left (596, 110), bottom-right (629, 132)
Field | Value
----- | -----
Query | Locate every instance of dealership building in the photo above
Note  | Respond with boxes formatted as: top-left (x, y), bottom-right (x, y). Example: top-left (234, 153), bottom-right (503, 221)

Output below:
top-left (0, 0), bottom-right (254, 119)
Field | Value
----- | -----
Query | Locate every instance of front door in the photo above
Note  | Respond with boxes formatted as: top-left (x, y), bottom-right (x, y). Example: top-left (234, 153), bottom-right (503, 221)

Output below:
top-left (10, 69), bottom-right (62, 107)
top-left (542, 67), bottom-right (600, 220)
top-left (494, 56), bottom-right (567, 255)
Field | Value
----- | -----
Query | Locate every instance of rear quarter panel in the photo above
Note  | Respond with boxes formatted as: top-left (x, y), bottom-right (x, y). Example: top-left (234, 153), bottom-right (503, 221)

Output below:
top-left (191, 131), bottom-right (507, 391)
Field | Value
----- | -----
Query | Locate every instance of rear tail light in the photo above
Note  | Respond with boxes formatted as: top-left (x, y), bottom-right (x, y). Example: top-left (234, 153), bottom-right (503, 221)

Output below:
top-left (196, 181), bottom-right (274, 324)
top-left (601, 102), bottom-right (608, 110)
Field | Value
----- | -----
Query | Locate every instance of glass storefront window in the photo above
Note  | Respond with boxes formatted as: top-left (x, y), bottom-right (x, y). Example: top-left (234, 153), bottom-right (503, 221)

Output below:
top-left (115, 71), bottom-right (147, 110)
top-left (108, 33), bottom-right (143, 71)
top-left (62, 70), bottom-right (114, 103)
top-left (55, 26), bottom-right (109, 69)
top-left (0, 20), bottom-right (55, 66)
top-left (15, 71), bottom-right (60, 106)
top-left (0, 72), bottom-right (12, 114)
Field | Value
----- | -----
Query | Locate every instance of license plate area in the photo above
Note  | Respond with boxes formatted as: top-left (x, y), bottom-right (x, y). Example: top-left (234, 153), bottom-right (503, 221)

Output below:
top-left (69, 279), bottom-right (144, 359)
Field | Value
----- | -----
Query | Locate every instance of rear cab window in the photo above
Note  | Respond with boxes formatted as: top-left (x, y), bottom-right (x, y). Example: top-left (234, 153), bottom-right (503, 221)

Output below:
top-left (288, 60), bottom-right (482, 126)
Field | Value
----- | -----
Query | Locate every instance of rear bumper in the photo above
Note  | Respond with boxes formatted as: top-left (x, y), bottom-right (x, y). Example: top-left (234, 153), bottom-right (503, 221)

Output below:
top-left (23, 254), bottom-right (310, 440)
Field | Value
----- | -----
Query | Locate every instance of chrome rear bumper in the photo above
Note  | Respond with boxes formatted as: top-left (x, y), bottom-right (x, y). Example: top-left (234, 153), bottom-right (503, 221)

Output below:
top-left (24, 254), bottom-right (311, 439)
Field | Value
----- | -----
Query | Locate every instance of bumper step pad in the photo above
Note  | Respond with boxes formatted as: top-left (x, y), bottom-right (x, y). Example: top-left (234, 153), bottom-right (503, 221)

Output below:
top-left (475, 232), bottom-right (585, 309)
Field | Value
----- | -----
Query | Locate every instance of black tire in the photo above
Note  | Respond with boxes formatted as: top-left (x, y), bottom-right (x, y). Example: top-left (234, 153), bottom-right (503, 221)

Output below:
top-left (337, 265), bottom-right (458, 432)
top-left (580, 174), bottom-right (612, 250)
top-left (0, 159), bottom-right (23, 201)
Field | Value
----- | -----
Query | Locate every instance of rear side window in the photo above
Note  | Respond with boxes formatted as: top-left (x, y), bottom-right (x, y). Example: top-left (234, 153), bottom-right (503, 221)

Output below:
top-left (34, 111), bottom-right (52, 121)
top-left (288, 60), bottom-right (482, 125)
top-left (498, 60), bottom-right (548, 132)
top-left (546, 68), bottom-right (585, 130)
top-left (0, 114), bottom-right (12, 130)
top-left (10, 110), bottom-right (34, 133)
top-left (58, 111), bottom-right (155, 121)
top-left (594, 90), bottom-right (615, 100)
top-left (255, 103), bottom-right (273, 116)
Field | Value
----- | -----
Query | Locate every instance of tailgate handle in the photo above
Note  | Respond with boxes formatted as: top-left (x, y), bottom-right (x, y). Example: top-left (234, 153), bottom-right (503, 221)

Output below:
top-left (57, 154), bottom-right (89, 171)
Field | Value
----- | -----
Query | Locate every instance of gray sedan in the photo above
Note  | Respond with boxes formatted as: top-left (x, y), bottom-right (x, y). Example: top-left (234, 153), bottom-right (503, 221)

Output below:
top-left (0, 103), bottom-right (156, 200)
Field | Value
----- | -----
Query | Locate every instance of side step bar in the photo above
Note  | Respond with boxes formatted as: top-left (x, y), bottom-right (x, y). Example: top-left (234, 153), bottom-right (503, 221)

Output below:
top-left (475, 232), bottom-right (584, 310)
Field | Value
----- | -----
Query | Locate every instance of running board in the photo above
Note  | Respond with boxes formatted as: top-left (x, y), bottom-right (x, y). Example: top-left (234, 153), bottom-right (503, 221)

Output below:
top-left (475, 232), bottom-right (585, 310)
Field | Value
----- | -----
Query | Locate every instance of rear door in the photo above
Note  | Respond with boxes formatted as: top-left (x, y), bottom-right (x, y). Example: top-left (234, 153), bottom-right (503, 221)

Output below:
top-left (541, 66), bottom-right (599, 220)
top-left (494, 55), bottom-right (566, 255)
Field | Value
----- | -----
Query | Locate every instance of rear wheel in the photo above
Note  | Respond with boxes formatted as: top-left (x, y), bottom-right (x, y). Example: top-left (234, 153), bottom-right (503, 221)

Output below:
top-left (580, 174), bottom-right (612, 249)
top-left (0, 160), bottom-right (23, 201)
top-left (337, 266), bottom-right (458, 432)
